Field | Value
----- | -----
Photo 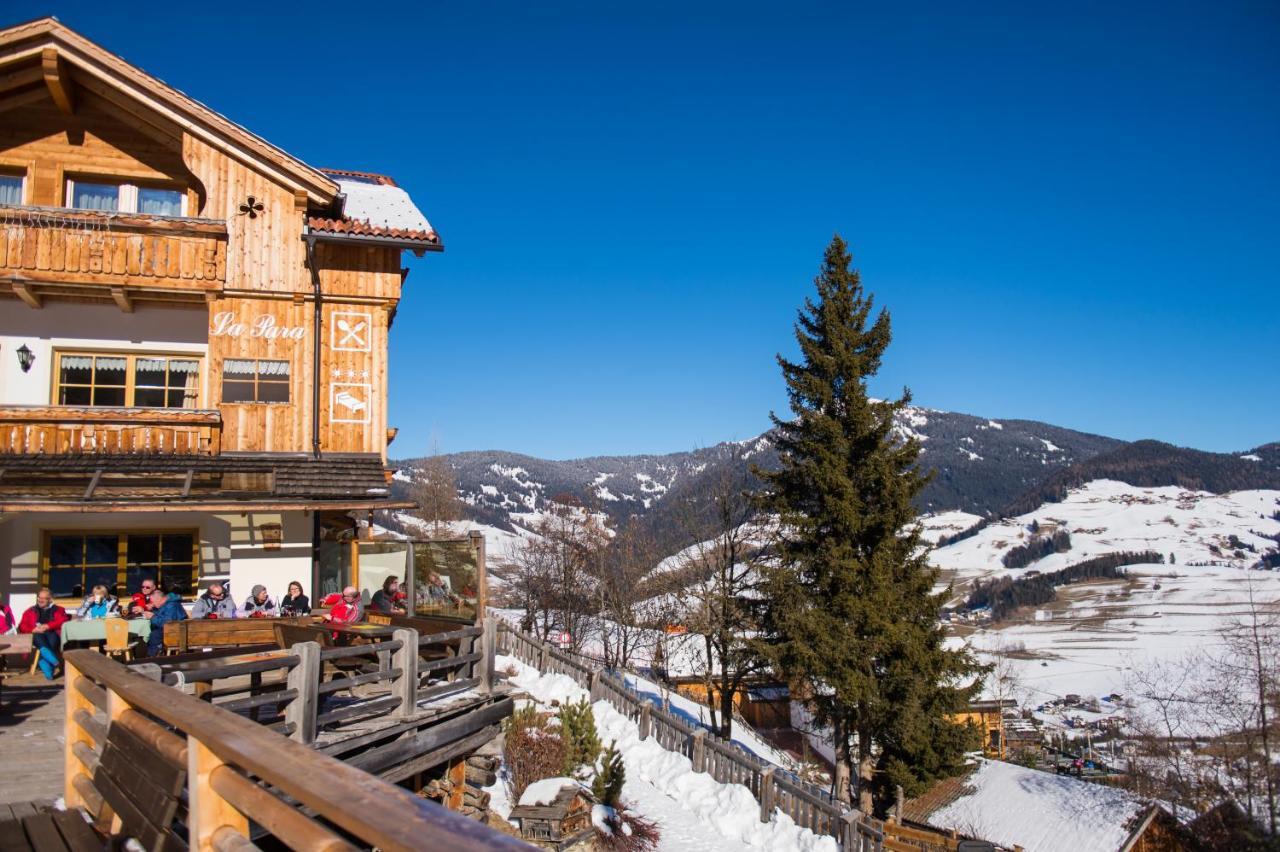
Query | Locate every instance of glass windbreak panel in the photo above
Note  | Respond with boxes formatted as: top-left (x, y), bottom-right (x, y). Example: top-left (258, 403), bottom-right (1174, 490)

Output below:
top-left (71, 182), bottom-right (120, 211)
top-left (410, 540), bottom-right (478, 623)
top-left (317, 542), bottom-right (351, 602)
top-left (357, 542), bottom-right (410, 611)
top-left (137, 187), bottom-right (183, 216)
top-left (0, 175), bottom-right (23, 205)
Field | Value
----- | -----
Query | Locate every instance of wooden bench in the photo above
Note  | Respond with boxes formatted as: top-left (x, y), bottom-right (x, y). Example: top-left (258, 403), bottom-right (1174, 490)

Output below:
top-left (0, 720), bottom-right (185, 852)
top-left (165, 616), bottom-right (314, 653)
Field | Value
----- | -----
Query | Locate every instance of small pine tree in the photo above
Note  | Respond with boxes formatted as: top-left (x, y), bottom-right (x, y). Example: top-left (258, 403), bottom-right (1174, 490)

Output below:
top-left (560, 697), bottom-right (601, 775)
top-left (592, 741), bottom-right (626, 807)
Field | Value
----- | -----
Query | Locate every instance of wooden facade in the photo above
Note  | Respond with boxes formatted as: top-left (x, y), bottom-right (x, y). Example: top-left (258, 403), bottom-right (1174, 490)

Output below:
top-left (0, 17), bottom-right (436, 462)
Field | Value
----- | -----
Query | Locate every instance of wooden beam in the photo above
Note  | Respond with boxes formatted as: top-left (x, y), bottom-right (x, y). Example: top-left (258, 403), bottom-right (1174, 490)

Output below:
top-left (0, 63), bottom-right (44, 92)
top-left (73, 74), bottom-right (180, 145)
top-left (0, 85), bottom-right (47, 115)
top-left (110, 286), bottom-right (134, 313)
top-left (10, 278), bottom-right (42, 309)
top-left (83, 469), bottom-right (104, 500)
top-left (41, 47), bottom-right (74, 114)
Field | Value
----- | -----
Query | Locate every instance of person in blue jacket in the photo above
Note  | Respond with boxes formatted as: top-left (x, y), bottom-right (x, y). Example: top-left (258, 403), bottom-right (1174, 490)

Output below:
top-left (144, 588), bottom-right (186, 656)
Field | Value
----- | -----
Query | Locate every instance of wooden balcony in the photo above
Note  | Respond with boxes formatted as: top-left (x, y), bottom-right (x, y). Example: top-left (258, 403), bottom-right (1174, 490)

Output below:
top-left (0, 406), bottom-right (221, 455)
top-left (0, 204), bottom-right (226, 304)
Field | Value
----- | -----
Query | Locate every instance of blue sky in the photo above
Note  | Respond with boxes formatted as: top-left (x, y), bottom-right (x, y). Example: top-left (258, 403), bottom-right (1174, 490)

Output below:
top-left (16, 1), bottom-right (1278, 458)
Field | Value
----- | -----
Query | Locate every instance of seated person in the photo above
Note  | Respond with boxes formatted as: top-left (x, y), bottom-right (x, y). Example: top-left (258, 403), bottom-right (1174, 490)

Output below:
top-left (280, 581), bottom-right (311, 616)
top-left (20, 588), bottom-right (69, 679)
top-left (369, 576), bottom-right (407, 615)
top-left (241, 585), bottom-right (278, 618)
top-left (145, 588), bottom-right (186, 657)
top-left (76, 584), bottom-right (120, 619)
top-left (321, 586), bottom-right (362, 626)
top-left (122, 578), bottom-right (159, 618)
top-left (420, 571), bottom-right (460, 608)
top-left (0, 593), bottom-right (17, 635)
top-left (191, 582), bottom-right (238, 619)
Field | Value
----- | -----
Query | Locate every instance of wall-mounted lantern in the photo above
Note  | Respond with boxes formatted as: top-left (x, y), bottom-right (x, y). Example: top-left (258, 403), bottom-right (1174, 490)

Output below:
top-left (16, 344), bottom-right (34, 373)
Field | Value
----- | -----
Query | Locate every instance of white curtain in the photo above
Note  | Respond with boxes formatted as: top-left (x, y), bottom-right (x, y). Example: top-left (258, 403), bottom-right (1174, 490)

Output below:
top-left (138, 188), bottom-right (182, 216)
top-left (258, 360), bottom-right (290, 377)
top-left (0, 177), bottom-right (21, 206)
top-left (72, 183), bottom-right (120, 212)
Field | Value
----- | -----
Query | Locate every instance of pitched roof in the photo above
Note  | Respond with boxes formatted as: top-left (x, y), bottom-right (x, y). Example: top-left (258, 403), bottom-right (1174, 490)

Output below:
top-left (902, 759), bottom-right (1157, 852)
top-left (0, 17), bottom-right (338, 204)
top-left (306, 169), bottom-right (441, 249)
top-left (0, 453), bottom-right (409, 512)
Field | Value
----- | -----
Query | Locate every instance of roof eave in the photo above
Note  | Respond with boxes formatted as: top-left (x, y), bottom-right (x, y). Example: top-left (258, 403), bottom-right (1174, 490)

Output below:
top-left (305, 229), bottom-right (445, 254)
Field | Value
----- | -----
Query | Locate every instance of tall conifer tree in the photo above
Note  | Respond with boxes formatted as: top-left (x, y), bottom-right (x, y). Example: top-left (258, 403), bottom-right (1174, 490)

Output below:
top-left (757, 235), bottom-right (983, 815)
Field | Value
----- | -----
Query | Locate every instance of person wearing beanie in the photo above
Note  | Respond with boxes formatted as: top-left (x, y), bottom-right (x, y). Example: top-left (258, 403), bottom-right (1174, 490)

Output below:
top-left (242, 584), bottom-right (278, 618)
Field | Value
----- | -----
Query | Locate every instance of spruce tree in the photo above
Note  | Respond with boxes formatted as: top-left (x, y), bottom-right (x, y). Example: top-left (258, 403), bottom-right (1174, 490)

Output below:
top-left (756, 235), bottom-right (983, 815)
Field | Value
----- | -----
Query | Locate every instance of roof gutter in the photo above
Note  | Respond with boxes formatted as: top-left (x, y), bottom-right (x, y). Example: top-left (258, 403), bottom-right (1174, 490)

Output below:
top-left (305, 229), bottom-right (445, 256)
top-left (304, 235), bottom-right (323, 460)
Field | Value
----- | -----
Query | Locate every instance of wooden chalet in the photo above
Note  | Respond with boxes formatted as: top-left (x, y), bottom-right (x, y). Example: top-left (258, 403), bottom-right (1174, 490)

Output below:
top-left (0, 16), bottom-right (445, 613)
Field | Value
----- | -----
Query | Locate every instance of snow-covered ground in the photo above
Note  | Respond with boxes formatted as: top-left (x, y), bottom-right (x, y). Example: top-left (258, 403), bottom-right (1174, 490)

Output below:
top-left (932, 480), bottom-right (1280, 727)
top-left (490, 654), bottom-right (835, 851)
top-left (931, 480), bottom-right (1280, 592)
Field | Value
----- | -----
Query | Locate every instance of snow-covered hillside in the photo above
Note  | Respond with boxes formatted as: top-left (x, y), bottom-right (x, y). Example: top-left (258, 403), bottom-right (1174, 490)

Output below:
top-left (931, 480), bottom-right (1280, 593)
top-left (932, 480), bottom-right (1280, 719)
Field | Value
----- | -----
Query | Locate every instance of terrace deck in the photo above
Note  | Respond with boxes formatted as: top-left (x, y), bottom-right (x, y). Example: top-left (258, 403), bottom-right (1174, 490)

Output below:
top-left (0, 674), bottom-right (66, 804)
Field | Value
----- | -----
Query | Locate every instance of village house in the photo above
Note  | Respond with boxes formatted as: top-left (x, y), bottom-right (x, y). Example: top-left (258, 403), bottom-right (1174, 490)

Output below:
top-left (900, 758), bottom-right (1192, 852)
top-left (0, 16), bottom-right (446, 613)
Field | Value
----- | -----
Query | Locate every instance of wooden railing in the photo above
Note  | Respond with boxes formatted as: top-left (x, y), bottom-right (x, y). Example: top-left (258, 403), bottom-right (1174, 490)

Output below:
top-left (0, 405), bottom-right (221, 455)
top-left (496, 623), bottom-right (886, 851)
top-left (64, 646), bottom-right (528, 852)
top-left (149, 620), bottom-right (497, 748)
top-left (0, 204), bottom-right (227, 291)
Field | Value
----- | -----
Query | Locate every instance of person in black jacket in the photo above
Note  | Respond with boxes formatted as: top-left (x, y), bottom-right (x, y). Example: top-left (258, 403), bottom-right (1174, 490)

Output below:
top-left (369, 576), bottom-right (406, 615)
top-left (280, 580), bottom-right (310, 616)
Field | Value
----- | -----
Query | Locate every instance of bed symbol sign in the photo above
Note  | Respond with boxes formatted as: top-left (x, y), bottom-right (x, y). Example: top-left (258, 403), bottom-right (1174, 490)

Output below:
top-left (331, 311), bottom-right (372, 352)
top-left (330, 383), bottom-right (372, 424)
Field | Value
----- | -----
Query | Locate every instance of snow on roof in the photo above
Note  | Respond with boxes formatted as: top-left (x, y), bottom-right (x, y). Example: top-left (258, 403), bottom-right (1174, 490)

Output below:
top-left (336, 176), bottom-right (434, 234)
top-left (516, 777), bottom-right (583, 808)
top-left (908, 759), bottom-right (1151, 852)
top-left (307, 169), bottom-right (439, 245)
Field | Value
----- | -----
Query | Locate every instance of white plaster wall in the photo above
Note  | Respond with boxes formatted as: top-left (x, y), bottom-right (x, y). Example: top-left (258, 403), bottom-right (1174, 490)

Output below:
top-left (217, 510), bottom-right (313, 607)
top-left (0, 301), bottom-right (209, 406)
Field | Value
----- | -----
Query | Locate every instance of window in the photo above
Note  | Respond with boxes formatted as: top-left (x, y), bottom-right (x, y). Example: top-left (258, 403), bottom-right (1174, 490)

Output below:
top-left (65, 177), bottom-right (186, 216)
top-left (0, 173), bottom-right (24, 206)
top-left (44, 531), bottom-right (199, 598)
top-left (57, 352), bottom-right (200, 408)
top-left (222, 359), bottom-right (290, 403)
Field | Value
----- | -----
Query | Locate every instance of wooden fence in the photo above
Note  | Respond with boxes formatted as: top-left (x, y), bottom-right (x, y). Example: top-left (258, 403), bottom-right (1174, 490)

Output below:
top-left (63, 646), bottom-right (526, 852)
top-left (496, 623), bottom-right (885, 851)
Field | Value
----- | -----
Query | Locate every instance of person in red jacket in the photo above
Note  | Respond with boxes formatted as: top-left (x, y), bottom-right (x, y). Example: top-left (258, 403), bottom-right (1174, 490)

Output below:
top-left (20, 587), bottom-right (69, 679)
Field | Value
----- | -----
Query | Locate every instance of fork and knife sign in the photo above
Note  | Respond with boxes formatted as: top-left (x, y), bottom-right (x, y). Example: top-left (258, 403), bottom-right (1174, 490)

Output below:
top-left (336, 317), bottom-right (368, 347)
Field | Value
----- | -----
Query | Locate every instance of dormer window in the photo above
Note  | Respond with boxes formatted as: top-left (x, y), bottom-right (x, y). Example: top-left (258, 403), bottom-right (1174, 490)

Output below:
top-left (65, 177), bottom-right (186, 216)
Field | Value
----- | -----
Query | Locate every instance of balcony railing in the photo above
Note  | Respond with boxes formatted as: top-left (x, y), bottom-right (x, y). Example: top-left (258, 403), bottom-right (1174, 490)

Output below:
top-left (0, 204), bottom-right (227, 293)
top-left (0, 406), bottom-right (222, 455)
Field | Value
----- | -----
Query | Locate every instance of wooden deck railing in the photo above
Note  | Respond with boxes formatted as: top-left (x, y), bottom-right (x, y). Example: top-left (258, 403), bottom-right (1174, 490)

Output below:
top-left (148, 620), bottom-right (497, 748)
top-left (496, 622), bottom-right (886, 851)
top-left (0, 204), bottom-right (227, 291)
top-left (0, 406), bottom-right (222, 455)
top-left (64, 646), bottom-right (528, 852)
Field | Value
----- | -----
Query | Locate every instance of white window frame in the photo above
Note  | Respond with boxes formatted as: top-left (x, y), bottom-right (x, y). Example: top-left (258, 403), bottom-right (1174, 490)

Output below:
top-left (65, 178), bottom-right (187, 216)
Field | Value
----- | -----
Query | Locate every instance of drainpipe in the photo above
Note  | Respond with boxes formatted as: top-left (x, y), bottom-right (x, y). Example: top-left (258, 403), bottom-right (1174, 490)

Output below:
top-left (305, 234), bottom-right (323, 596)
top-left (304, 235), bottom-right (323, 459)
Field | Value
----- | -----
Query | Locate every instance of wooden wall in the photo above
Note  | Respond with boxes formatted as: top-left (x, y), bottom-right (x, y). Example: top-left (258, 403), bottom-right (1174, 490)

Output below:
top-left (1, 87), bottom-right (412, 460)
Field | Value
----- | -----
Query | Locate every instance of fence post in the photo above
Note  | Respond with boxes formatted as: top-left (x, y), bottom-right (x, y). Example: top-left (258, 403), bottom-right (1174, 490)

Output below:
top-left (63, 659), bottom-right (92, 810)
top-left (391, 628), bottom-right (419, 719)
top-left (479, 616), bottom-right (497, 692)
top-left (639, 703), bottom-right (651, 740)
top-left (187, 736), bottom-right (249, 852)
top-left (285, 640), bottom-right (320, 744)
top-left (588, 670), bottom-right (600, 700)
top-left (759, 767), bottom-right (775, 823)
top-left (840, 810), bottom-right (858, 851)
top-left (691, 729), bottom-right (707, 773)
top-left (540, 644), bottom-right (550, 671)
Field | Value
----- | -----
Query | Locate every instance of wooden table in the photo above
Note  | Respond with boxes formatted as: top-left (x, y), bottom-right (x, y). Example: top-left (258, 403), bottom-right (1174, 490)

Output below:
top-left (64, 617), bottom-right (151, 644)
top-left (326, 622), bottom-right (397, 641)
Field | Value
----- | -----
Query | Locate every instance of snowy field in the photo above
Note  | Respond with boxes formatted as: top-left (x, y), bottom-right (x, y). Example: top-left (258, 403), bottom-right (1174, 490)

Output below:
top-left (489, 654), bottom-right (835, 851)
top-left (932, 480), bottom-right (1280, 723)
